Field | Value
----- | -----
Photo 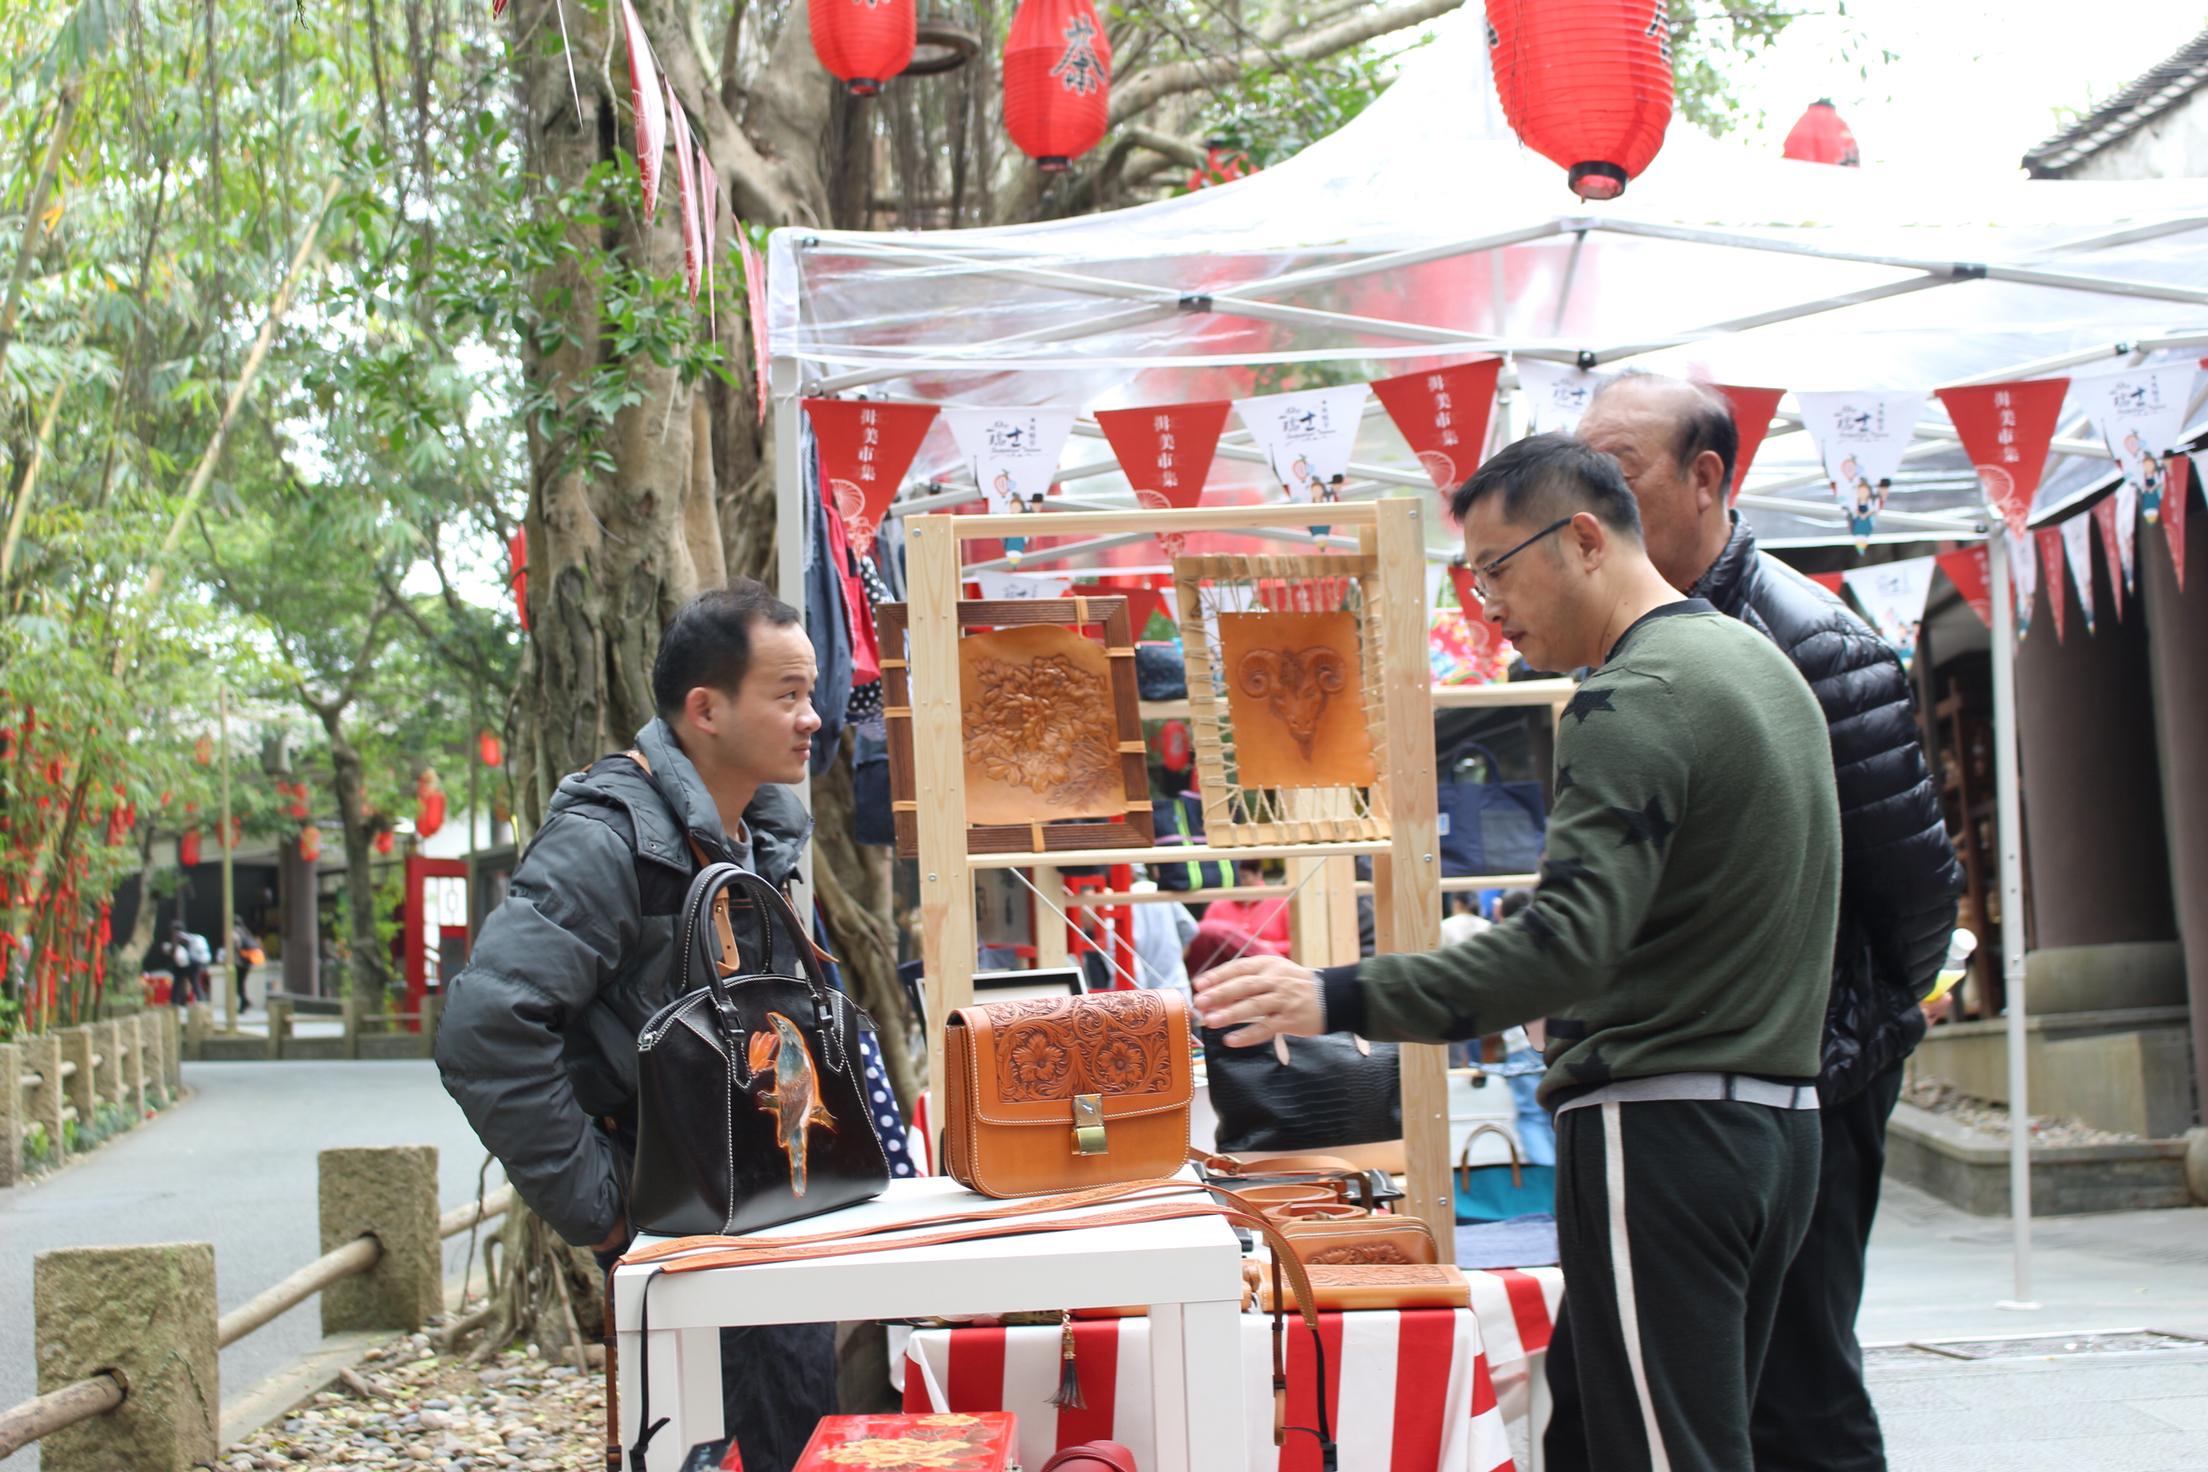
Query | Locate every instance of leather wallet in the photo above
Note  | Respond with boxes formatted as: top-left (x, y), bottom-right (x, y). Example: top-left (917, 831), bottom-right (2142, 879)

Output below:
top-left (1277, 1213), bottom-right (1439, 1267)
top-left (1258, 1262), bottom-right (1471, 1313)
top-left (942, 988), bottom-right (1194, 1197)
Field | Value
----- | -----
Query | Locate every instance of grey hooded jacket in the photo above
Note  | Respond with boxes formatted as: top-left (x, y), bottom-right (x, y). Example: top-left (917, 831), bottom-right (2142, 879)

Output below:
top-left (434, 719), bottom-right (812, 1247)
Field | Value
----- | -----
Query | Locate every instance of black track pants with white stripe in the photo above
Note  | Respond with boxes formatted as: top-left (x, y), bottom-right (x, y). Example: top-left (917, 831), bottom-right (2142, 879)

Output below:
top-left (1541, 1099), bottom-right (1821, 1472)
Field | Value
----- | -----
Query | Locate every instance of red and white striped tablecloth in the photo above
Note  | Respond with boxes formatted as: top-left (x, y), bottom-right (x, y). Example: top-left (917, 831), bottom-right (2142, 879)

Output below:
top-left (896, 1267), bottom-right (1565, 1472)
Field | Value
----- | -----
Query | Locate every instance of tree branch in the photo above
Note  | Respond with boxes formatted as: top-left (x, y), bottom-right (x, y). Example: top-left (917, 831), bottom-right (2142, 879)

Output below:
top-left (1109, 0), bottom-right (1465, 127)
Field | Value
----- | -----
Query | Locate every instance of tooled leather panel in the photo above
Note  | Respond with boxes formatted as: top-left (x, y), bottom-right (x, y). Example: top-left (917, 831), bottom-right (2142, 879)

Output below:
top-left (983, 991), bottom-right (1176, 1104)
top-left (1304, 1243), bottom-right (1417, 1266)
top-left (1307, 1264), bottom-right (1460, 1285)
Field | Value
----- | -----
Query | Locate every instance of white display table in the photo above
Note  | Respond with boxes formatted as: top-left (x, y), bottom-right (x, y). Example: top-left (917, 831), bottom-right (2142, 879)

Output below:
top-left (613, 1174), bottom-right (1248, 1472)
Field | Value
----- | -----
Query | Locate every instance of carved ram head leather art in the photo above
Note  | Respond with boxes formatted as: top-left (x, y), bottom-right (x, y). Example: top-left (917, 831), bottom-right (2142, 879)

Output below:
top-left (1236, 645), bottom-right (1349, 759)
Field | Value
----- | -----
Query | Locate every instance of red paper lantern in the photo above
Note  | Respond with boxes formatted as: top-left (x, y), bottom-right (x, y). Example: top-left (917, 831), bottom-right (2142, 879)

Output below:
top-left (1781, 99), bottom-right (1860, 167)
top-left (417, 770), bottom-right (447, 840)
top-left (809, 0), bottom-right (916, 98)
top-left (179, 830), bottom-right (202, 867)
top-left (1156, 719), bottom-right (1192, 775)
top-left (1003, 0), bottom-right (1111, 171)
top-left (479, 730), bottom-right (505, 768)
top-left (374, 829), bottom-right (394, 857)
top-left (298, 825), bottom-right (322, 863)
top-left (1486, 0), bottom-right (1673, 200)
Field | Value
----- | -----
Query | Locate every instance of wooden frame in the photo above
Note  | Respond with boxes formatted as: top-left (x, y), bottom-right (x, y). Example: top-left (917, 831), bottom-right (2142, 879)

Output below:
top-left (879, 596), bottom-right (1155, 858)
top-left (903, 501), bottom-right (1454, 1261)
top-left (1173, 553), bottom-right (1388, 847)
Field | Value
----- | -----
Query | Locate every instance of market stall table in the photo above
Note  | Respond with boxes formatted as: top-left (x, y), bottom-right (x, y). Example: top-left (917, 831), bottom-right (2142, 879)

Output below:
top-left (610, 1176), bottom-right (1246, 1472)
top-left (893, 1265), bottom-right (1566, 1471)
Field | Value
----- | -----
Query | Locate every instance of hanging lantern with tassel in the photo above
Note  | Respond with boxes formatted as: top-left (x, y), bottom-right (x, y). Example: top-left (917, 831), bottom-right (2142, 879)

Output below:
top-left (1781, 99), bottom-right (1860, 166)
top-left (1003, 0), bottom-right (1111, 171)
top-left (179, 830), bottom-right (203, 868)
top-left (416, 770), bottom-right (447, 841)
top-left (299, 825), bottom-right (322, 864)
top-left (809, 0), bottom-right (917, 97)
top-left (1486, 0), bottom-right (1673, 200)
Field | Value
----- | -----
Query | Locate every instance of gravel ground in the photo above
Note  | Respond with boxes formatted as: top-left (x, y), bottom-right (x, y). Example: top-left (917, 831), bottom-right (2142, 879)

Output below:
top-left (1901, 1076), bottom-right (2143, 1146)
top-left (224, 1336), bottom-right (605, 1472)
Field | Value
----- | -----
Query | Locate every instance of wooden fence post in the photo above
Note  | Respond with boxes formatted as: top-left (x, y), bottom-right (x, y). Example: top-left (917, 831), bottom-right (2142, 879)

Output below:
top-left (158, 1006), bottom-right (181, 1097)
top-left (340, 995), bottom-right (362, 1060)
top-left (21, 1033), bottom-right (63, 1165)
top-left (57, 1027), bottom-right (95, 1146)
top-left (0, 1041), bottom-right (19, 1187)
top-left (119, 1014), bottom-right (146, 1116)
top-left (265, 996), bottom-right (292, 1059)
top-left (34, 1242), bottom-right (220, 1471)
top-left (94, 1019), bottom-right (123, 1112)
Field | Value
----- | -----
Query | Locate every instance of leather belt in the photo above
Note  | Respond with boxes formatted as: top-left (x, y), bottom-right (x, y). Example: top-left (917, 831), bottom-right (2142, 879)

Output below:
top-left (1553, 1071), bottom-right (1820, 1115)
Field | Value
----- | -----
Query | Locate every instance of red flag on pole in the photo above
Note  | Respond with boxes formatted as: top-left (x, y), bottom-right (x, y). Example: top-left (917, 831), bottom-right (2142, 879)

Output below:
top-left (1933, 378), bottom-right (2070, 535)
top-left (804, 399), bottom-right (940, 558)
top-left (1935, 544), bottom-right (1992, 628)
top-left (1714, 385), bottom-right (1785, 504)
top-left (2037, 526), bottom-right (2068, 642)
top-left (1370, 360), bottom-right (1502, 495)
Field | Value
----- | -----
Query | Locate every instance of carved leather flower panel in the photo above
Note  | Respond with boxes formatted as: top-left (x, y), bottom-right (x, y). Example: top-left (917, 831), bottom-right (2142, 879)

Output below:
top-left (1304, 1243), bottom-right (1416, 1266)
top-left (986, 991), bottom-right (1176, 1103)
top-left (961, 653), bottom-right (1118, 809)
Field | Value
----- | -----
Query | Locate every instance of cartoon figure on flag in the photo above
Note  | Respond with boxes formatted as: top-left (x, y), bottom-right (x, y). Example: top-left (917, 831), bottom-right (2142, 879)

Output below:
top-left (2084, 364), bottom-right (2195, 530)
top-left (1797, 391), bottom-right (1922, 548)
top-left (1232, 386), bottom-right (1368, 504)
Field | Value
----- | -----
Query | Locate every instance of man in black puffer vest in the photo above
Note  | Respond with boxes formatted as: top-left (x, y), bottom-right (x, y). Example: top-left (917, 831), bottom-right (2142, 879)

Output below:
top-left (1545, 373), bottom-right (1964, 1472)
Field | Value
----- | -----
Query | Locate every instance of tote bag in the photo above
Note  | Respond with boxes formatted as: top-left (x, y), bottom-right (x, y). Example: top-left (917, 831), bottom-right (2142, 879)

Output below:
top-left (1436, 742), bottom-right (1547, 877)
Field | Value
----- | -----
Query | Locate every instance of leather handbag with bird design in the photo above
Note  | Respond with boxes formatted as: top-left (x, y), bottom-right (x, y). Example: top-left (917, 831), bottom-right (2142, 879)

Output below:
top-left (628, 864), bottom-right (890, 1236)
top-left (942, 988), bottom-right (1195, 1197)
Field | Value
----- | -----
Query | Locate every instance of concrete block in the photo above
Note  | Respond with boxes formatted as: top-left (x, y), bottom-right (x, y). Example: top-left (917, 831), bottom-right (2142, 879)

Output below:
top-left (21, 1033), bottom-right (63, 1165)
top-left (34, 1240), bottom-right (219, 1472)
top-left (1910, 1005), bottom-right (2193, 1139)
top-left (2187, 1128), bottom-right (2207, 1206)
top-left (420, 992), bottom-right (441, 1042)
top-left (182, 1002), bottom-right (210, 1060)
top-left (357, 1032), bottom-right (431, 1060)
top-left (2025, 940), bottom-right (2187, 1012)
top-left (266, 996), bottom-right (292, 1059)
top-left (0, 1041), bottom-right (19, 1188)
top-left (340, 995), bottom-right (362, 1060)
top-left (1884, 1103), bottom-right (2193, 1215)
top-left (318, 1145), bottom-right (441, 1334)
top-left (56, 1026), bottom-right (95, 1143)
top-left (93, 1019), bottom-right (122, 1110)
top-left (157, 1005), bottom-right (180, 1097)
top-left (119, 1013), bottom-right (146, 1116)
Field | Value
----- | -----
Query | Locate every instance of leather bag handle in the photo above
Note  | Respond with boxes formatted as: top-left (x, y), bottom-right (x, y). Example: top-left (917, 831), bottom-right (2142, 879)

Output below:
top-left (1456, 1121), bottom-right (1525, 1190)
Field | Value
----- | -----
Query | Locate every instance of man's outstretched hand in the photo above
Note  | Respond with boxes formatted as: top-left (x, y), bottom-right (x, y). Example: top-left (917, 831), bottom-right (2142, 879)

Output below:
top-left (1192, 954), bottom-right (1327, 1045)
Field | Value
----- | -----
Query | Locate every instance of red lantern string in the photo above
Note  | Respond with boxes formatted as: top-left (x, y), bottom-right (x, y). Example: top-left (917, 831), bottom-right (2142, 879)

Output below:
top-left (1486, 0), bottom-right (1673, 200)
top-left (808, 0), bottom-right (917, 98)
top-left (1003, 0), bottom-right (1112, 171)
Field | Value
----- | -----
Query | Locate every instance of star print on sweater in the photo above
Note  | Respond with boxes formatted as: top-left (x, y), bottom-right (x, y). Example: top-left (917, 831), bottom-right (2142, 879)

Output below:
top-left (1561, 686), bottom-right (1617, 725)
top-left (1610, 796), bottom-right (1677, 852)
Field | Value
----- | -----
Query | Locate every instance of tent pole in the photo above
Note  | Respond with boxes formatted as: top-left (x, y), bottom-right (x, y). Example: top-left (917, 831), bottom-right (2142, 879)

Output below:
top-left (1987, 524), bottom-right (2039, 1310)
top-left (772, 349), bottom-right (814, 916)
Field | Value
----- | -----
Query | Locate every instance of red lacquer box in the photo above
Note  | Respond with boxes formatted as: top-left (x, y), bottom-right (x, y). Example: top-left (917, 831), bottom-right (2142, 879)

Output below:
top-left (792, 1411), bottom-right (1019, 1471)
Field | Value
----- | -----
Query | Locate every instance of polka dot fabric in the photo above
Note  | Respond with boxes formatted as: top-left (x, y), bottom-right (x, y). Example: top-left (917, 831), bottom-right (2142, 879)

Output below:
top-left (813, 902), bottom-right (917, 1178)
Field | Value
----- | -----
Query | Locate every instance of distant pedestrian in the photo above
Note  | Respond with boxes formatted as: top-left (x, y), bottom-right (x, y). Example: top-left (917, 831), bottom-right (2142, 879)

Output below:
top-left (232, 915), bottom-right (265, 1013)
top-left (162, 920), bottom-right (205, 1005)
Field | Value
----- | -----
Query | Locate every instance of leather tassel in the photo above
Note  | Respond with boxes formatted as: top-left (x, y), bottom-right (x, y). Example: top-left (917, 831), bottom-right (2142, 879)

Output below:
top-left (1046, 1309), bottom-right (1087, 1410)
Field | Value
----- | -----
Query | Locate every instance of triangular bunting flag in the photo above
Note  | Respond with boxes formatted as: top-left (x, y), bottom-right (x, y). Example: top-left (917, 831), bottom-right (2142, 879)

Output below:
top-left (2058, 512), bottom-right (2097, 637)
top-left (620, 0), bottom-right (667, 217)
top-left (2007, 528), bottom-right (2038, 637)
top-left (2090, 495), bottom-right (2127, 620)
top-left (1808, 571), bottom-right (1845, 594)
top-left (1841, 556), bottom-right (1938, 670)
top-left (1515, 360), bottom-right (1601, 435)
top-left (1231, 386), bottom-right (1368, 503)
top-left (803, 399), bottom-right (941, 558)
top-left (1934, 378), bottom-right (2070, 539)
top-left (2172, 453), bottom-right (2194, 590)
top-left (2037, 526), bottom-right (2068, 643)
top-left (738, 223), bottom-right (769, 422)
top-left (2079, 364), bottom-right (2197, 525)
top-left (1371, 360), bottom-right (1502, 496)
top-left (972, 571), bottom-right (1072, 601)
top-left (1935, 545), bottom-right (1992, 629)
top-left (943, 407), bottom-right (1078, 514)
top-left (1715, 385), bottom-right (1786, 503)
top-left (1795, 391), bottom-right (1926, 548)
top-left (1095, 402), bottom-right (1231, 561)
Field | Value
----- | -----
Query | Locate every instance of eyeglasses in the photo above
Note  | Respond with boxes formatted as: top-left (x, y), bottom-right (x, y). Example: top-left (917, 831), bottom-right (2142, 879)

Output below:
top-left (1469, 517), bottom-right (1574, 600)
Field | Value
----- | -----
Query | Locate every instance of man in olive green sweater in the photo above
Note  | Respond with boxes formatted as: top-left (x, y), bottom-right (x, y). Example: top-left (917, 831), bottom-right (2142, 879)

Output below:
top-left (1197, 433), bottom-right (1842, 1472)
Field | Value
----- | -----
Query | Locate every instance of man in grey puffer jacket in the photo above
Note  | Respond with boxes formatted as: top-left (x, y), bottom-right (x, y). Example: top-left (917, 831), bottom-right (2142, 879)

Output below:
top-left (436, 579), bottom-right (829, 1472)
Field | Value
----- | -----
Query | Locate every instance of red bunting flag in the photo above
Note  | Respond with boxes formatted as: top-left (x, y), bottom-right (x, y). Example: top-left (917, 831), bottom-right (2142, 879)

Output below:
top-left (2090, 495), bottom-right (2126, 621)
top-left (1370, 360), bottom-right (1502, 495)
top-left (1808, 571), bottom-right (1845, 595)
top-left (1094, 402), bottom-right (1230, 560)
top-left (804, 399), bottom-right (940, 558)
top-left (1936, 545), bottom-right (1992, 629)
top-left (2037, 526), bottom-right (2068, 643)
top-left (1448, 563), bottom-right (1479, 613)
top-left (1934, 378), bottom-right (2070, 535)
top-left (508, 529), bottom-right (529, 632)
top-left (1715, 385), bottom-right (1785, 503)
top-left (2169, 454), bottom-right (2192, 590)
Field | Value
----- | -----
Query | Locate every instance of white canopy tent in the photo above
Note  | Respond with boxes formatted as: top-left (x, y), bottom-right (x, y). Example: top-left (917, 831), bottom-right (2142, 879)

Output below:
top-left (767, 8), bottom-right (2208, 1303)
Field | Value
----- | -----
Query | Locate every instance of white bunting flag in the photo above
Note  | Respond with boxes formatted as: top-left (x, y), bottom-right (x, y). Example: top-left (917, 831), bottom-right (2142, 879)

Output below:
top-left (2058, 512), bottom-right (2097, 637)
top-left (2006, 527), bottom-right (2039, 637)
top-left (1840, 555), bottom-right (1937, 671)
top-left (942, 406), bottom-right (1078, 514)
top-left (972, 571), bottom-right (1072, 601)
top-left (2079, 365), bottom-right (2197, 525)
top-left (1514, 360), bottom-right (1602, 435)
top-left (1231, 386), bottom-right (1368, 503)
top-left (1795, 391), bottom-right (1926, 548)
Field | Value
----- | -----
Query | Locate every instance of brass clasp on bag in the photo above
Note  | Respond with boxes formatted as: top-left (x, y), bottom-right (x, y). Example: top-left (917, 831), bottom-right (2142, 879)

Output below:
top-left (1072, 1094), bottom-right (1108, 1155)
